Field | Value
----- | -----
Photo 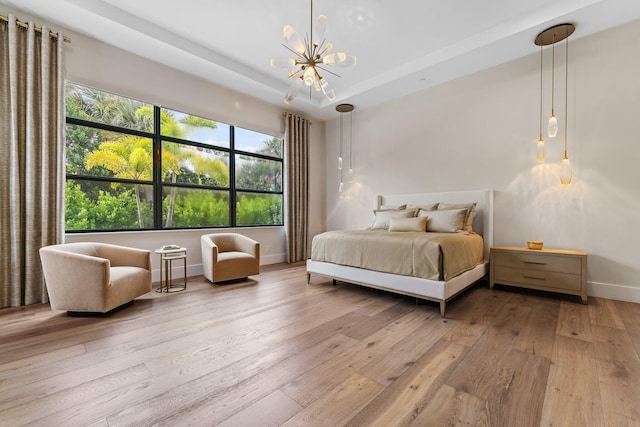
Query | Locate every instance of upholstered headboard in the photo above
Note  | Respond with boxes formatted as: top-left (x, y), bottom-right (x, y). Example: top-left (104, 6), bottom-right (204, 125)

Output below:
top-left (377, 189), bottom-right (494, 260)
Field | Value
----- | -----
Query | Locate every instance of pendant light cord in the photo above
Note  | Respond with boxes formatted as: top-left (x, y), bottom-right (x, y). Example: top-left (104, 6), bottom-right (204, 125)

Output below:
top-left (539, 44), bottom-right (544, 140)
top-left (339, 111), bottom-right (343, 159)
top-left (564, 35), bottom-right (569, 158)
top-left (349, 111), bottom-right (353, 169)
top-left (551, 35), bottom-right (555, 115)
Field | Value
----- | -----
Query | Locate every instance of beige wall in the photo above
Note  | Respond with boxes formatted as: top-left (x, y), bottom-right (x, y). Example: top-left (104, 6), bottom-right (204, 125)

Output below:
top-left (3, 4), bottom-right (326, 281)
top-left (325, 19), bottom-right (640, 303)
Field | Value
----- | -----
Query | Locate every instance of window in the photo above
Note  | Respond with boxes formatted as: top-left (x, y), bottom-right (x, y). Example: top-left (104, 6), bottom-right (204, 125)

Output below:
top-left (65, 82), bottom-right (283, 232)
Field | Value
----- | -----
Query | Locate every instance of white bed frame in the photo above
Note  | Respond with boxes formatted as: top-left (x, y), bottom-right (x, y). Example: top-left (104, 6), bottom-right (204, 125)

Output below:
top-left (306, 189), bottom-right (494, 317)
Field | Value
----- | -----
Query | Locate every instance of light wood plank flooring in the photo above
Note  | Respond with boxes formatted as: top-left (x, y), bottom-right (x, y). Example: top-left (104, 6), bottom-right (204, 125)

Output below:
top-left (1, 263), bottom-right (639, 426)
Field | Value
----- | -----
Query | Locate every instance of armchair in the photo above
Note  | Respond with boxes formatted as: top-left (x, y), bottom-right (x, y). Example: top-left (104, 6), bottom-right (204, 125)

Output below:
top-left (201, 233), bottom-right (260, 283)
top-left (39, 242), bottom-right (152, 314)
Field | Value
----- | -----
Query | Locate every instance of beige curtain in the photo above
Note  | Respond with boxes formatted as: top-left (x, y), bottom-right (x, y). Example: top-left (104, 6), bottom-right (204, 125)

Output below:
top-left (0, 16), bottom-right (65, 308)
top-left (284, 113), bottom-right (310, 263)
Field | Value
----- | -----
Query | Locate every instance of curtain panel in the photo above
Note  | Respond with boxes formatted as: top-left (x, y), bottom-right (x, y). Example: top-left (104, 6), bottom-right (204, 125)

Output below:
top-left (284, 114), bottom-right (310, 263)
top-left (0, 16), bottom-right (65, 308)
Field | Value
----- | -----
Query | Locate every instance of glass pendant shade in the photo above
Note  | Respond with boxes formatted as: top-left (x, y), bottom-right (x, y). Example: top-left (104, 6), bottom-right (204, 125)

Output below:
top-left (322, 81), bottom-right (336, 102)
top-left (303, 66), bottom-right (316, 86)
top-left (270, 58), bottom-right (296, 68)
top-left (536, 138), bottom-right (546, 163)
top-left (313, 15), bottom-right (327, 45)
top-left (560, 156), bottom-right (572, 184)
top-left (332, 56), bottom-right (357, 67)
top-left (283, 78), bottom-right (302, 104)
top-left (348, 168), bottom-right (354, 183)
top-left (323, 52), bottom-right (347, 65)
top-left (283, 25), bottom-right (305, 54)
top-left (548, 114), bottom-right (558, 138)
top-left (338, 181), bottom-right (344, 198)
top-left (338, 156), bottom-right (343, 170)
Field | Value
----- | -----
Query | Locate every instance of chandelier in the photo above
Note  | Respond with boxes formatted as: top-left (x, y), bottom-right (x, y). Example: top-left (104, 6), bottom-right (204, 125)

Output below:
top-left (270, 0), bottom-right (356, 104)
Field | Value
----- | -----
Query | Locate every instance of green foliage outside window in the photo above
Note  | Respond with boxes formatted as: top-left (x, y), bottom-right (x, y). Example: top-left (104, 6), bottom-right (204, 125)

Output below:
top-left (65, 82), bottom-right (283, 231)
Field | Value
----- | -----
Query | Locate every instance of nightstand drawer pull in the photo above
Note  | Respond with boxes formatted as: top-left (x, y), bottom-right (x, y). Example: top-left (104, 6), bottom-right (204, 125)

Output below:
top-left (523, 275), bottom-right (546, 281)
top-left (523, 261), bottom-right (547, 265)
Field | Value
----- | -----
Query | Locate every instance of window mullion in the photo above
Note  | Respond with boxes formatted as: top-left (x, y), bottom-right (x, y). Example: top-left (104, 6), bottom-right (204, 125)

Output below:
top-left (153, 105), bottom-right (162, 229)
top-left (230, 125), bottom-right (236, 227)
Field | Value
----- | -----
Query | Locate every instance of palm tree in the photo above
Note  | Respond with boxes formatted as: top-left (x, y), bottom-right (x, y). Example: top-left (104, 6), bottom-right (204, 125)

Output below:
top-left (70, 83), bottom-right (227, 228)
top-left (85, 136), bottom-right (154, 227)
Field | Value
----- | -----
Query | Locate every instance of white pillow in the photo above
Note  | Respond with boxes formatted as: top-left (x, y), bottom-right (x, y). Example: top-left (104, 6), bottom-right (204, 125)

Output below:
top-left (371, 209), bottom-right (417, 230)
top-left (388, 216), bottom-right (427, 232)
top-left (418, 208), bottom-right (467, 233)
top-left (437, 202), bottom-right (477, 232)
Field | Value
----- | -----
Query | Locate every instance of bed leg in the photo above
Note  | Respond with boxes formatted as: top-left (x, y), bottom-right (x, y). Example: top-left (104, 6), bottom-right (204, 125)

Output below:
top-left (307, 273), bottom-right (311, 284)
top-left (332, 279), bottom-right (337, 286)
top-left (439, 301), bottom-right (446, 318)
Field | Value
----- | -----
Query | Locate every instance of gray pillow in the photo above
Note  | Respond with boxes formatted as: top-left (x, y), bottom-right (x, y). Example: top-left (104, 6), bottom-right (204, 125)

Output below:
top-left (371, 209), bottom-right (417, 230)
top-left (437, 202), bottom-right (476, 232)
top-left (418, 208), bottom-right (467, 233)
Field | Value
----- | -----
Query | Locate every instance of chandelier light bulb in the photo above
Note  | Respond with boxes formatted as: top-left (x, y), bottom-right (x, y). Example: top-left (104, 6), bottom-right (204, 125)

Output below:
top-left (536, 138), bottom-right (546, 163)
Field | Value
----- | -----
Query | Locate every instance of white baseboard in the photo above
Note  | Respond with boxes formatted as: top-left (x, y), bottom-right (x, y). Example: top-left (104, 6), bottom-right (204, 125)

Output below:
top-left (588, 281), bottom-right (640, 304)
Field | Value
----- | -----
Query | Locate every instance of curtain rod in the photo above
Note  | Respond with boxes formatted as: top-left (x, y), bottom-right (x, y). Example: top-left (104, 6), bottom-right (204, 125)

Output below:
top-left (282, 112), bottom-right (312, 125)
top-left (0, 14), bottom-right (71, 43)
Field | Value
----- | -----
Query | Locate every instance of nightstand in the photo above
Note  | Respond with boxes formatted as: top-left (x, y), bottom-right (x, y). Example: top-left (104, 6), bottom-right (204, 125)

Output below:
top-left (490, 245), bottom-right (587, 304)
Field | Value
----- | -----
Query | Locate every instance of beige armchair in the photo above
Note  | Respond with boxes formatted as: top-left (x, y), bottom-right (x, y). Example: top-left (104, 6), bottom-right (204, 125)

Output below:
top-left (39, 242), bottom-right (152, 314)
top-left (201, 233), bottom-right (260, 283)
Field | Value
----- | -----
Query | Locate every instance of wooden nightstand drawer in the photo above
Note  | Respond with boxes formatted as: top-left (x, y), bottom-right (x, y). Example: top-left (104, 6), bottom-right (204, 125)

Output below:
top-left (493, 251), bottom-right (581, 274)
top-left (493, 266), bottom-right (582, 291)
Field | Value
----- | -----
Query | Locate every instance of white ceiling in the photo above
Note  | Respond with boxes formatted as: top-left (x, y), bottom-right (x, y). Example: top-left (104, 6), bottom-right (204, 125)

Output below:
top-left (4, 0), bottom-right (640, 120)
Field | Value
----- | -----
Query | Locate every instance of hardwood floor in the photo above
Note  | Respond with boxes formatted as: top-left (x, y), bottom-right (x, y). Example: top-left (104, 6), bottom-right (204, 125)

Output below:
top-left (1, 263), bottom-right (639, 426)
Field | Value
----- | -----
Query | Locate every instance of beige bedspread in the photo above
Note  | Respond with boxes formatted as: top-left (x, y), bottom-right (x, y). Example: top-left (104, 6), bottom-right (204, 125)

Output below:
top-left (311, 230), bottom-right (484, 281)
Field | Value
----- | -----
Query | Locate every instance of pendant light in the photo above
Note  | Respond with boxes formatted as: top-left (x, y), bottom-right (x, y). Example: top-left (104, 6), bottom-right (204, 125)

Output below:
top-left (535, 24), bottom-right (575, 181)
top-left (536, 44), bottom-right (545, 163)
top-left (336, 103), bottom-right (354, 196)
top-left (560, 35), bottom-right (572, 185)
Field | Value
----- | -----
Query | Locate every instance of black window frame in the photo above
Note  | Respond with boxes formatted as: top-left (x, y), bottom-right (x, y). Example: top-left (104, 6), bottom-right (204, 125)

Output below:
top-left (65, 86), bottom-right (284, 233)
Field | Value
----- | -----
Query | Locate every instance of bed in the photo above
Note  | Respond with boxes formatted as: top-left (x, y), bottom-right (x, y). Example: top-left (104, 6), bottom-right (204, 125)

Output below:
top-left (306, 189), bottom-right (494, 317)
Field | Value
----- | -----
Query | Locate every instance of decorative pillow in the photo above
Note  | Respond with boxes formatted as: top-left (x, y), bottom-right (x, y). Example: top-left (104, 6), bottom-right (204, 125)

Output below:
top-left (379, 204), bottom-right (407, 210)
top-left (418, 208), bottom-right (467, 233)
top-left (407, 202), bottom-right (438, 211)
top-left (437, 202), bottom-right (477, 232)
top-left (371, 209), bottom-right (417, 230)
top-left (388, 216), bottom-right (427, 232)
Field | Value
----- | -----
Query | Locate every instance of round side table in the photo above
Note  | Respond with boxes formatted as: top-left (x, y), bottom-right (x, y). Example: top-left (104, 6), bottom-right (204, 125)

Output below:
top-left (155, 247), bottom-right (187, 293)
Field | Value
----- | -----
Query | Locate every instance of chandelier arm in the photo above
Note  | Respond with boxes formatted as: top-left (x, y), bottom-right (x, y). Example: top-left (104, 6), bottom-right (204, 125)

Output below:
top-left (315, 65), bottom-right (342, 78)
top-left (281, 43), bottom-right (307, 61)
